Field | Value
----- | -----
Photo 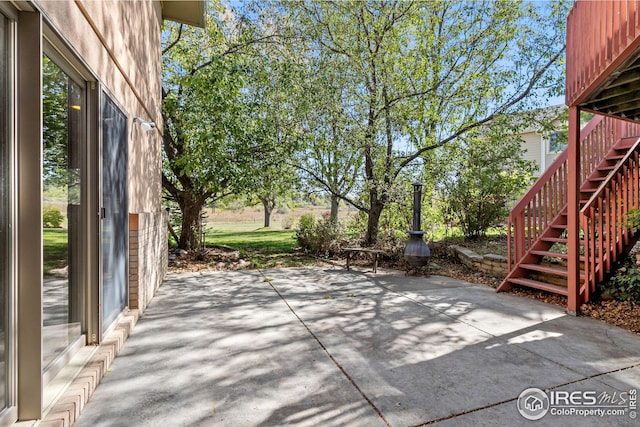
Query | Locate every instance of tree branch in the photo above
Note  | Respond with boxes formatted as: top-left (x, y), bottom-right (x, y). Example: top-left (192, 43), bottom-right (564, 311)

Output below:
top-left (398, 45), bottom-right (566, 170)
top-left (162, 24), bottom-right (183, 55)
top-left (295, 162), bottom-right (368, 213)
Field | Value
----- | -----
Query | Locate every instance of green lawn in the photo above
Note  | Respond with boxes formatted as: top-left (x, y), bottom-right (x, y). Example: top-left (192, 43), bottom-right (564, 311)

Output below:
top-left (205, 227), bottom-right (315, 268)
top-left (206, 227), bottom-right (295, 252)
top-left (43, 228), bottom-right (68, 273)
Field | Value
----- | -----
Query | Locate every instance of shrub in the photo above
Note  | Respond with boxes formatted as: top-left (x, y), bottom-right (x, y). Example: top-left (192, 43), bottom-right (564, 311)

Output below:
top-left (43, 206), bottom-right (64, 228)
top-left (443, 132), bottom-right (536, 239)
top-left (625, 208), bottom-right (640, 232)
top-left (281, 214), bottom-right (295, 230)
top-left (296, 213), bottom-right (316, 249)
top-left (296, 212), bottom-right (346, 256)
top-left (601, 255), bottom-right (640, 302)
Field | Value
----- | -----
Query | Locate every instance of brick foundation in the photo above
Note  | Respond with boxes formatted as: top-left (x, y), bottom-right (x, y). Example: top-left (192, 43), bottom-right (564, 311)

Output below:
top-left (40, 310), bottom-right (140, 427)
top-left (128, 211), bottom-right (168, 312)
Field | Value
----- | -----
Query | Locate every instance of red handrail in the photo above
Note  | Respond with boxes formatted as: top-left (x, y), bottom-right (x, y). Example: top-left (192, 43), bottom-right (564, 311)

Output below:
top-left (581, 132), bottom-right (640, 300)
top-left (507, 115), bottom-right (613, 271)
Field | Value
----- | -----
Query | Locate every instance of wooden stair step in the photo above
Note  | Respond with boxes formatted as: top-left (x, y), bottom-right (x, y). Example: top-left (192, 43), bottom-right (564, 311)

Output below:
top-left (550, 224), bottom-right (567, 229)
top-left (508, 277), bottom-right (568, 296)
top-left (542, 237), bottom-right (568, 243)
top-left (520, 263), bottom-right (586, 279)
top-left (520, 263), bottom-right (569, 276)
top-left (614, 139), bottom-right (639, 150)
top-left (530, 250), bottom-right (585, 261)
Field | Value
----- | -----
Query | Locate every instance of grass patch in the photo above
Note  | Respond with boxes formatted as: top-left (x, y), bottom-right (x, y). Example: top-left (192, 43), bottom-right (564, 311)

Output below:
top-left (204, 227), bottom-right (316, 268)
top-left (206, 227), bottom-right (296, 253)
top-left (43, 228), bottom-right (68, 273)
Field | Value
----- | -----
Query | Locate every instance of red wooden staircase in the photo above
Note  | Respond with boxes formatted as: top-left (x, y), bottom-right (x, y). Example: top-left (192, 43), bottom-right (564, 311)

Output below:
top-left (497, 115), bottom-right (640, 306)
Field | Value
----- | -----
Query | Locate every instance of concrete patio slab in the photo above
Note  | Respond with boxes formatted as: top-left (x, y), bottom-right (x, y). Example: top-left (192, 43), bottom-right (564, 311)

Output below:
top-left (73, 267), bottom-right (640, 427)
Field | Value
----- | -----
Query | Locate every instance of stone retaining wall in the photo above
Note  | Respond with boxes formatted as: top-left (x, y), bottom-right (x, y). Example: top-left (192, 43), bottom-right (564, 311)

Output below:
top-left (448, 245), bottom-right (508, 277)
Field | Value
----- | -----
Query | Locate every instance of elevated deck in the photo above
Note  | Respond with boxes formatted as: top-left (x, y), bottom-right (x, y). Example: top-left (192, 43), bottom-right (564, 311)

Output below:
top-left (567, 1), bottom-right (640, 116)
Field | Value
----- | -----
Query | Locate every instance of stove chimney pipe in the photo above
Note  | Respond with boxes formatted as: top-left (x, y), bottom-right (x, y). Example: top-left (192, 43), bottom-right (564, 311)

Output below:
top-left (404, 182), bottom-right (430, 268)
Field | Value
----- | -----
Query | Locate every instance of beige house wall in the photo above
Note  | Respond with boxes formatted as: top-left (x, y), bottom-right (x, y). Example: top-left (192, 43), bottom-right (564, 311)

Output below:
top-left (37, 0), bottom-right (167, 313)
top-left (518, 131), bottom-right (563, 177)
top-left (38, 0), bottom-right (163, 213)
top-left (519, 131), bottom-right (544, 175)
top-left (545, 152), bottom-right (560, 168)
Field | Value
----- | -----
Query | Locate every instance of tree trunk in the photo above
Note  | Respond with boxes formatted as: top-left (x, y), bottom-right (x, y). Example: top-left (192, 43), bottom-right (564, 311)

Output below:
top-left (330, 195), bottom-right (340, 222)
top-left (167, 220), bottom-right (180, 246)
top-left (178, 198), bottom-right (204, 250)
top-left (364, 198), bottom-right (384, 246)
top-left (261, 197), bottom-right (275, 228)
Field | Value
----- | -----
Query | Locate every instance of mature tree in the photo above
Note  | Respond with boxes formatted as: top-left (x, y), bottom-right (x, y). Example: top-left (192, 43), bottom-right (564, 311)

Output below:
top-left (296, 52), bottom-right (365, 222)
top-left (161, 4), bottom-right (283, 249)
top-left (287, 0), bottom-right (567, 245)
top-left (240, 39), bottom-right (304, 228)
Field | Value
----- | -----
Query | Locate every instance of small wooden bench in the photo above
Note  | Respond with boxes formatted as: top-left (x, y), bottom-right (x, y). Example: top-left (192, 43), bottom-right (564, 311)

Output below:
top-left (344, 248), bottom-right (384, 273)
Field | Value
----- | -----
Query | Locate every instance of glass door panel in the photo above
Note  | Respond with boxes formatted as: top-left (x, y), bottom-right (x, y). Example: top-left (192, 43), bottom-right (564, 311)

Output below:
top-left (101, 95), bottom-right (128, 330)
top-left (0, 11), bottom-right (9, 410)
top-left (42, 55), bottom-right (84, 370)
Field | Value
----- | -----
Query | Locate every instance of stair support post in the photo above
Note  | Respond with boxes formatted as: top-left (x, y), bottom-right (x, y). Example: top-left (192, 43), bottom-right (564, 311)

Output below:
top-left (567, 106), bottom-right (582, 314)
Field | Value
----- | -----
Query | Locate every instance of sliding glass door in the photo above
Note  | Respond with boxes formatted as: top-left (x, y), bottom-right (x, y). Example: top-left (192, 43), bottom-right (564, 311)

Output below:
top-left (0, 11), bottom-right (10, 412)
top-left (101, 95), bottom-right (128, 330)
top-left (42, 55), bottom-right (85, 370)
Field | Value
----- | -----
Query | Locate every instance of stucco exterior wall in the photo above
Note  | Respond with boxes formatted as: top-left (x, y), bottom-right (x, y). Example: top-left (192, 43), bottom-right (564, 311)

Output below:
top-left (37, 0), bottom-right (168, 314)
top-left (38, 0), bottom-right (163, 213)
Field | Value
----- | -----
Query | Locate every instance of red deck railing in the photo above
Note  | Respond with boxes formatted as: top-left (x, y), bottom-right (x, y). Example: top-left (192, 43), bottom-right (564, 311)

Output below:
top-left (506, 115), bottom-right (629, 272)
top-left (581, 130), bottom-right (640, 301)
top-left (566, 1), bottom-right (640, 106)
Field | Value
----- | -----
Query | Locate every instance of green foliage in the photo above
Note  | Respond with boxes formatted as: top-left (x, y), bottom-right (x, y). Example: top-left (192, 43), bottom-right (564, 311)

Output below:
top-left (42, 56), bottom-right (69, 189)
top-left (296, 213), bottom-right (345, 256)
top-left (602, 256), bottom-right (640, 302)
top-left (43, 206), bottom-right (64, 228)
top-left (625, 208), bottom-right (640, 233)
top-left (295, 213), bottom-right (317, 250)
top-left (161, 11), bottom-right (259, 248)
top-left (280, 0), bottom-right (569, 244)
top-left (443, 130), bottom-right (536, 238)
top-left (161, 1), bottom-right (569, 246)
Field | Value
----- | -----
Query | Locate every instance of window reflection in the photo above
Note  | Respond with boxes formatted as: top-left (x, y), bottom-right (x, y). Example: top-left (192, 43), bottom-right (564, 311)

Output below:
top-left (42, 55), bottom-right (84, 370)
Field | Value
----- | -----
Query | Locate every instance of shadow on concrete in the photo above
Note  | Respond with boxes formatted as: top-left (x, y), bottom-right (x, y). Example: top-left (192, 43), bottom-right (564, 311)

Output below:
top-left (74, 267), bottom-right (640, 427)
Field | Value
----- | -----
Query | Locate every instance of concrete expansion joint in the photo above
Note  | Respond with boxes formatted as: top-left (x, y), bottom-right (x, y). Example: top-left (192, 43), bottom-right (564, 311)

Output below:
top-left (410, 394), bottom-right (519, 426)
top-left (410, 363), bottom-right (640, 426)
top-left (549, 362), bottom-right (640, 391)
top-left (374, 280), bottom-right (499, 340)
top-left (256, 267), bottom-right (393, 427)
